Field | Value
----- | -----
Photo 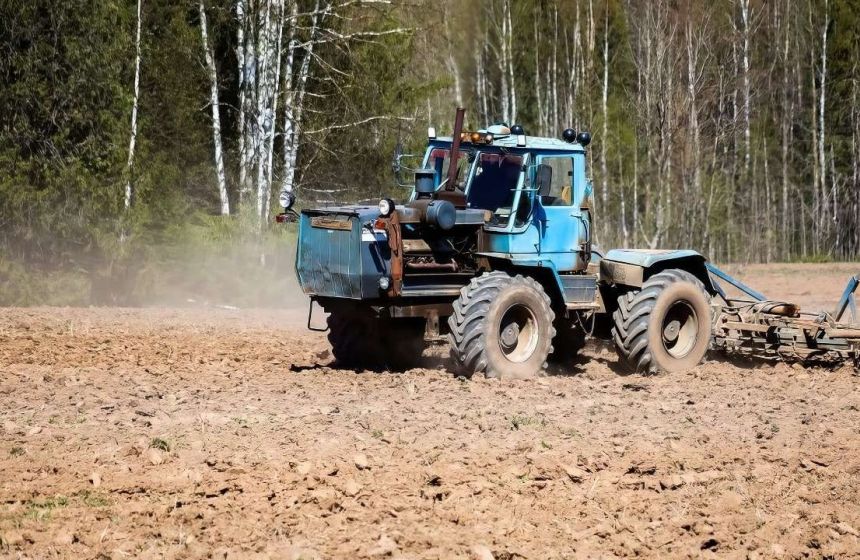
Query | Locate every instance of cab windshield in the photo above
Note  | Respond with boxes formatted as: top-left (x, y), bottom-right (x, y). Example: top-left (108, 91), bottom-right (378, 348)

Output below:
top-left (424, 147), bottom-right (469, 190)
top-left (466, 152), bottom-right (524, 226)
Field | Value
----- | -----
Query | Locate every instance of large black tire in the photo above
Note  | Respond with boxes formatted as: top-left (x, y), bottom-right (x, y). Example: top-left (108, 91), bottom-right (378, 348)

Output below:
top-left (549, 316), bottom-right (588, 363)
top-left (448, 272), bottom-right (555, 379)
top-left (327, 309), bottom-right (382, 369)
top-left (327, 310), bottom-right (424, 371)
top-left (381, 318), bottom-right (426, 371)
top-left (612, 269), bottom-right (712, 374)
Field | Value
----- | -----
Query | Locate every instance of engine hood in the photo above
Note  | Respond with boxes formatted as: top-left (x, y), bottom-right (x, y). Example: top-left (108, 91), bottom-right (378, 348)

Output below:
top-left (301, 205), bottom-right (381, 222)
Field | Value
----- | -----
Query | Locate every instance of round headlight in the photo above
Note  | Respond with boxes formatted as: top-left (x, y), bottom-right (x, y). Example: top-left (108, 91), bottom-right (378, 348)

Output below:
top-left (378, 198), bottom-right (395, 217)
top-left (378, 276), bottom-right (391, 290)
top-left (279, 190), bottom-right (295, 209)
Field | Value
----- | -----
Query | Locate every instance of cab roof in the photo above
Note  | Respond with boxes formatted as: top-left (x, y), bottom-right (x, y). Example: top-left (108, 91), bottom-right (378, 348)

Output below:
top-left (430, 134), bottom-right (586, 153)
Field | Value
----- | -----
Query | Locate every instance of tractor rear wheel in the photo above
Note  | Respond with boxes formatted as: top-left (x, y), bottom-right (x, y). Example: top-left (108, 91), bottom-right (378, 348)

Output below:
top-left (448, 272), bottom-right (555, 379)
top-left (380, 318), bottom-right (425, 371)
top-left (549, 316), bottom-right (588, 363)
top-left (327, 308), bottom-right (382, 369)
top-left (612, 269), bottom-right (711, 373)
top-left (327, 310), bottom-right (424, 371)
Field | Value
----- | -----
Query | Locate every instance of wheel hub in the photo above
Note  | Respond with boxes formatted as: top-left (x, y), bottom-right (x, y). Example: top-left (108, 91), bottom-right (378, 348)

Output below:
top-left (497, 304), bottom-right (540, 363)
top-left (500, 324), bottom-right (520, 348)
top-left (661, 301), bottom-right (698, 358)
top-left (663, 319), bottom-right (681, 342)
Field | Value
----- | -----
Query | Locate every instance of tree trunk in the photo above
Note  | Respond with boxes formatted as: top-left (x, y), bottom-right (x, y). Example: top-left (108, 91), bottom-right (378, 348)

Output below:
top-left (740, 0), bottom-right (751, 177)
top-left (236, 0), bottom-right (249, 202)
top-left (600, 3), bottom-right (609, 246)
top-left (780, 0), bottom-right (791, 259)
top-left (124, 0), bottom-right (143, 210)
top-left (818, 0), bottom-right (829, 250)
top-left (199, 0), bottom-right (230, 216)
top-left (505, 0), bottom-right (517, 124)
top-left (282, 0), bottom-right (324, 198)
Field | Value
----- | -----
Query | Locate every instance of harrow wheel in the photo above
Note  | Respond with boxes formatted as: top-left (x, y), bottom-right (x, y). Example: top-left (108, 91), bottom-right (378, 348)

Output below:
top-left (327, 309), bottom-right (424, 371)
top-left (612, 269), bottom-right (711, 374)
top-left (448, 272), bottom-right (555, 379)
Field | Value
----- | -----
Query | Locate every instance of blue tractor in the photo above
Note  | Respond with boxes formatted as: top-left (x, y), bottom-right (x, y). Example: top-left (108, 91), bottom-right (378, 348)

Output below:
top-left (282, 109), bottom-right (860, 377)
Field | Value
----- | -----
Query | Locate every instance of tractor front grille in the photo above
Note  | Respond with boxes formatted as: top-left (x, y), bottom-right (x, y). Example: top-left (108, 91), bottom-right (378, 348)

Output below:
top-left (296, 213), bottom-right (363, 298)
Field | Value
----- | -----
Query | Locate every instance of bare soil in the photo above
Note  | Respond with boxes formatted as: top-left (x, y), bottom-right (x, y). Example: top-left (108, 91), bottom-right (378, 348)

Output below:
top-left (1, 263), bottom-right (859, 559)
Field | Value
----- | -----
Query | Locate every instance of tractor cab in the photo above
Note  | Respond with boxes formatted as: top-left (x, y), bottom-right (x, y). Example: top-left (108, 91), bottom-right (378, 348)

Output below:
top-left (418, 123), bottom-right (594, 273)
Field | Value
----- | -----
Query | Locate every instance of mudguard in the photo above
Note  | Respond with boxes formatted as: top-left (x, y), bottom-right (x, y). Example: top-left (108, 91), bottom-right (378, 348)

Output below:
top-left (599, 249), bottom-right (717, 294)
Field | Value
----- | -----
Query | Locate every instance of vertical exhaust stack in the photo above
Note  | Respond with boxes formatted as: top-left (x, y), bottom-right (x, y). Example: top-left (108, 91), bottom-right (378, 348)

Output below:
top-left (445, 108), bottom-right (465, 191)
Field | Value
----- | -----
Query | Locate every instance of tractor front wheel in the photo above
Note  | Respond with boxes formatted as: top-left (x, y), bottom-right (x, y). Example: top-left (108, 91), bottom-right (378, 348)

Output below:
top-left (448, 272), bottom-right (555, 379)
top-left (612, 269), bottom-right (711, 373)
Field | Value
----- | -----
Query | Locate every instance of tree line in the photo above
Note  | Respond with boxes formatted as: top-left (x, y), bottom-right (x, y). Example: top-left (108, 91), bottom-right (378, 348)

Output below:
top-left (0, 0), bottom-right (858, 304)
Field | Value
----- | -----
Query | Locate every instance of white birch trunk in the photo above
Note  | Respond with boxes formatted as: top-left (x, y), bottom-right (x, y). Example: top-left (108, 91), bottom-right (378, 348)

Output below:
top-left (236, 0), bottom-right (249, 200)
top-left (600, 4), bottom-right (609, 245)
top-left (551, 5), bottom-right (558, 130)
top-left (124, 0), bottom-right (143, 210)
top-left (780, 0), bottom-right (791, 257)
top-left (686, 22), bottom-right (702, 246)
top-left (200, 0), bottom-right (230, 216)
top-left (818, 0), bottom-right (829, 239)
top-left (264, 0), bottom-right (285, 220)
top-left (282, 0), bottom-right (324, 197)
top-left (740, 0), bottom-right (751, 175)
top-left (254, 0), bottom-right (273, 224)
top-left (533, 17), bottom-right (543, 135)
top-left (505, 0), bottom-right (516, 123)
top-left (498, 2), bottom-right (510, 123)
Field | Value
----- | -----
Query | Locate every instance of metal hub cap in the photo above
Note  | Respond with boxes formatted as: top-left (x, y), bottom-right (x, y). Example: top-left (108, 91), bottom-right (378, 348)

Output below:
top-left (662, 301), bottom-right (698, 358)
top-left (498, 304), bottom-right (539, 363)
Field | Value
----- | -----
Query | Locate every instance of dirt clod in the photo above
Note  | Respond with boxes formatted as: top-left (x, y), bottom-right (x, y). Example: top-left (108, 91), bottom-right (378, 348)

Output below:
top-left (353, 453), bottom-right (369, 470)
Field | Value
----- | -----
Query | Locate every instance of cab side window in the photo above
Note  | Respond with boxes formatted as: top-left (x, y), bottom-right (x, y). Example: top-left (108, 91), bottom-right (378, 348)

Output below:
top-left (538, 156), bottom-right (574, 206)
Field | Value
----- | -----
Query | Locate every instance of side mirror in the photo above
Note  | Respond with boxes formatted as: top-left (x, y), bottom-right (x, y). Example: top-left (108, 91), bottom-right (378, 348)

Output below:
top-left (535, 163), bottom-right (553, 197)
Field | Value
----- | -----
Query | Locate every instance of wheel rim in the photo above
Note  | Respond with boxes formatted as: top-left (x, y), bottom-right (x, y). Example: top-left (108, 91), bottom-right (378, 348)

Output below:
top-left (498, 303), bottom-right (539, 363)
top-left (661, 300), bottom-right (698, 358)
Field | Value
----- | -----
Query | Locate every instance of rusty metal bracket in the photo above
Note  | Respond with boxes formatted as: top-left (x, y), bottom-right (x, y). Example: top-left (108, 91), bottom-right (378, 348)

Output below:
top-left (384, 211), bottom-right (403, 297)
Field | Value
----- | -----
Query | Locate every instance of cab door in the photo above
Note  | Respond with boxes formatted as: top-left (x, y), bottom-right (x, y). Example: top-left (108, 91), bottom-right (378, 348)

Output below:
top-left (530, 154), bottom-right (589, 272)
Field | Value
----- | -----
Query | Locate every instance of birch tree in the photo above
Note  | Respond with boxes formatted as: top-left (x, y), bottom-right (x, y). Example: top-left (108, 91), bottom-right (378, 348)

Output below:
top-left (281, 0), bottom-right (325, 200)
top-left (199, 0), bottom-right (230, 215)
top-left (124, 0), bottom-right (143, 210)
top-left (818, 0), bottom-right (829, 240)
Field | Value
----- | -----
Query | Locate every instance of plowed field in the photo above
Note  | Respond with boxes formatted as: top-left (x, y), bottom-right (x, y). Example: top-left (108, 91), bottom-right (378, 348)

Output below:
top-left (2, 263), bottom-right (859, 559)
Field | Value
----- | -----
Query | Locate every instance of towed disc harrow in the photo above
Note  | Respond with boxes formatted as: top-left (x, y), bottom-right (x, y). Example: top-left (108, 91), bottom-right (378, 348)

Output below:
top-left (708, 264), bottom-right (860, 367)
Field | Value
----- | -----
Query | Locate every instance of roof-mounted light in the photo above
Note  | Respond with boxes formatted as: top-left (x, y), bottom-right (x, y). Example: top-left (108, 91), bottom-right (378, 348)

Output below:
top-left (577, 131), bottom-right (592, 146)
top-left (459, 131), bottom-right (494, 145)
top-left (427, 126), bottom-right (436, 140)
top-left (516, 134), bottom-right (526, 147)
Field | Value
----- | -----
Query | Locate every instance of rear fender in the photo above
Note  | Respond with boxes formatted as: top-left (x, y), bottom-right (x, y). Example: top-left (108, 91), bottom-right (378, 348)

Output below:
top-left (599, 249), bottom-right (717, 295)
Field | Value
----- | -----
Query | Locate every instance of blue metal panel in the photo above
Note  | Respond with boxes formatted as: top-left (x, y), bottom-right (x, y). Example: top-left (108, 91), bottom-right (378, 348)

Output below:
top-left (704, 263), bottom-right (766, 301)
top-left (296, 213), bottom-right (363, 298)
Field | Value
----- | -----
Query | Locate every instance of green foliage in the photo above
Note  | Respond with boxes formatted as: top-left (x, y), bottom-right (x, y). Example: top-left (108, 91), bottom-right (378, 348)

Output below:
top-left (2, 0), bottom-right (859, 307)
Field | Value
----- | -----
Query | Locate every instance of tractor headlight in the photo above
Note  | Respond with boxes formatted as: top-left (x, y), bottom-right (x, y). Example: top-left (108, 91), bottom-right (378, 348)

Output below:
top-left (378, 276), bottom-right (391, 290)
top-left (378, 198), bottom-right (395, 217)
top-left (279, 190), bottom-right (295, 210)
